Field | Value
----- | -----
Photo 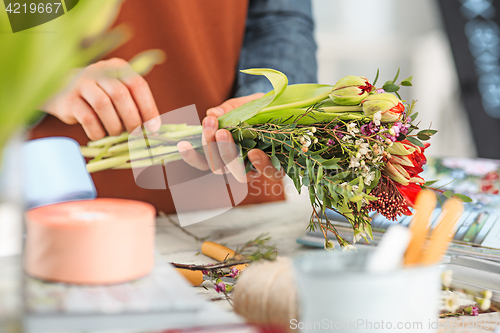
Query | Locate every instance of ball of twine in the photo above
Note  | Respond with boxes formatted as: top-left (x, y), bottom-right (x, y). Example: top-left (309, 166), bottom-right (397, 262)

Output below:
top-left (233, 257), bottom-right (298, 330)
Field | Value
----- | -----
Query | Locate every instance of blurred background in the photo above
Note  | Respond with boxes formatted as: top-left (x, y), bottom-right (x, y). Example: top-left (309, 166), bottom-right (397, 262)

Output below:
top-left (312, 0), bottom-right (500, 159)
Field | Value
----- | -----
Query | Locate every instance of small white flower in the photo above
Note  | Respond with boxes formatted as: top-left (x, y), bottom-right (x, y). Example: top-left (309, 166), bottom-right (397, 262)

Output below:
top-left (358, 143), bottom-right (370, 156)
top-left (481, 290), bottom-right (492, 301)
top-left (479, 298), bottom-right (491, 311)
top-left (324, 239), bottom-right (334, 250)
top-left (443, 292), bottom-right (460, 313)
top-left (349, 156), bottom-right (360, 169)
top-left (339, 182), bottom-right (348, 188)
top-left (352, 185), bottom-right (359, 191)
top-left (355, 139), bottom-right (365, 146)
top-left (441, 270), bottom-right (453, 288)
top-left (310, 127), bottom-right (317, 133)
top-left (342, 244), bottom-right (357, 252)
top-left (353, 228), bottom-right (367, 244)
top-left (342, 134), bottom-right (352, 141)
top-left (364, 171), bottom-right (376, 185)
top-left (347, 122), bottom-right (359, 136)
top-left (373, 111), bottom-right (382, 126)
top-left (302, 135), bottom-right (312, 148)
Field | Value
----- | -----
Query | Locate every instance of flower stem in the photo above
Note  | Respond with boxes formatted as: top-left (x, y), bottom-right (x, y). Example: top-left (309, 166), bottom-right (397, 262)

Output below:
top-left (260, 91), bottom-right (332, 112)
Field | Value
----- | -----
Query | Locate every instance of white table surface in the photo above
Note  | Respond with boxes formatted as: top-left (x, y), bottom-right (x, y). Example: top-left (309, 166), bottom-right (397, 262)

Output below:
top-left (1, 196), bottom-right (499, 332)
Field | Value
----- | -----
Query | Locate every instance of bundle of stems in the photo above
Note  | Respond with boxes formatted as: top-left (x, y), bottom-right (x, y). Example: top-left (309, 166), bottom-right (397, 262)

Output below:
top-left (81, 68), bottom-right (439, 249)
top-left (82, 124), bottom-right (202, 173)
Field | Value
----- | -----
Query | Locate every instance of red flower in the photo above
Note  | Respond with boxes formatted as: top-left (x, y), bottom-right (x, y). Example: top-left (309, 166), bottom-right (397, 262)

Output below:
top-left (384, 140), bottom-right (430, 186)
top-left (396, 183), bottom-right (422, 207)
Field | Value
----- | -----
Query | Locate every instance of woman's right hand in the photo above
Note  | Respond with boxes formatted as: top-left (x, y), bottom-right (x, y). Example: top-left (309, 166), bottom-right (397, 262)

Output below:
top-left (43, 58), bottom-right (161, 140)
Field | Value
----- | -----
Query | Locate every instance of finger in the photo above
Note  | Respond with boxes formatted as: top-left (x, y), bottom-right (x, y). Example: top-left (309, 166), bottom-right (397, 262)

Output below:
top-left (247, 149), bottom-right (285, 182)
top-left (215, 129), bottom-right (250, 183)
top-left (72, 97), bottom-right (106, 140)
top-left (96, 77), bottom-right (142, 133)
top-left (202, 116), bottom-right (227, 174)
top-left (119, 69), bottom-right (161, 132)
top-left (80, 82), bottom-right (124, 136)
top-left (177, 141), bottom-right (209, 171)
top-left (207, 93), bottom-right (265, 117)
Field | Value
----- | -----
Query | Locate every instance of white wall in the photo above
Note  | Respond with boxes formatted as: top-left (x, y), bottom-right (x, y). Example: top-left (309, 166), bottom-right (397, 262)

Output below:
top-left (311, 0), bottom-right (477, 158)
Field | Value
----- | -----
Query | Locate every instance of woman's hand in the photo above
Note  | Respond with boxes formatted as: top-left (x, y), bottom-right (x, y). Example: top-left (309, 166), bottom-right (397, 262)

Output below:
top-left (43, 58), bottom-right (161, 140)
top-left (178, 93), bottom-right (285, 183)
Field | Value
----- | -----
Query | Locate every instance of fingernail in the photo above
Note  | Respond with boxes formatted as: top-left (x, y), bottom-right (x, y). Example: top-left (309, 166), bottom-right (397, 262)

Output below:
top-left (145, 117), bottom-right (161, 132)
top-left (250, 153), bottom-right (261, 165)
top-left (216, 130), bottom-right (229, 142)
top-left (203, 117), bottom-right (217, 130)
top-left (208, 107), bottom-right (224, 117)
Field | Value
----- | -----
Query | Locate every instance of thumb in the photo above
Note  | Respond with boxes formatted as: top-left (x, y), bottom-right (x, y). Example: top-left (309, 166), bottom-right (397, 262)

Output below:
top-left (207, 93), bottom-right (265, 117)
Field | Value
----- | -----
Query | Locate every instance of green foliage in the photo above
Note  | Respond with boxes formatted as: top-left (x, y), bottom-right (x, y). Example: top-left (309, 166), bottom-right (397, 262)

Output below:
top-left (0, 0), bottom-right (126, 151)
top-left (218, 68), bottom-right (288, 127)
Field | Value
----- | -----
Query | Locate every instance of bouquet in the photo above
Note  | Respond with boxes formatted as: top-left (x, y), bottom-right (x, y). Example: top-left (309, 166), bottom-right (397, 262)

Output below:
top-left (82, 68), bottom-right (464, 249)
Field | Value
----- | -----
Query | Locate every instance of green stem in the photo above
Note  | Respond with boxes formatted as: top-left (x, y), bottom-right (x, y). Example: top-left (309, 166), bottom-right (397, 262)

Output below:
top-left (88, 132), bottom-right (129, 148)
top-left (113, 152), bottom-right (183, 169)
top-left (81, 146), bottom-right (112, 158)
top-left (321, 106), bottom-right (363, 113)
top-left (245, 109), bottom-right (367, 125)
top-left (87, 145), bottom-right (178, 173)
top-left (261, 91), bottom-right (332, 112)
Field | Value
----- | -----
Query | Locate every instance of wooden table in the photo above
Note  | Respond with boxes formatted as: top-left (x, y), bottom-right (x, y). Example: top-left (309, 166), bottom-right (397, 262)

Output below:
top-left (1, 195), bottom-right (498, 332)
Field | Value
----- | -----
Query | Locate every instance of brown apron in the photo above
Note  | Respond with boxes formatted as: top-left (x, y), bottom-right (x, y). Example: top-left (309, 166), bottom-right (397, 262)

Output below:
top-left (30, 0), bottom-right (285, 214)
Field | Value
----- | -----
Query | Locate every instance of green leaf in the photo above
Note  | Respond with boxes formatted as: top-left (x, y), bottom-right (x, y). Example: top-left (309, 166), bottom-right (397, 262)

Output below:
top-left (266, 84), bottom-right (333, 109)
top-left (350, 195), bottom-right (364, 202)
top-left (409, 112), bottom-right (418, 120)
top-left (302, 175), bottom-right (310, 186)
top-left (373, 68), bottom-right (380, 86)
top-left (287, 149), bottom-right (296, 173)
top-left (309, 186), bottom-right (316, 206)
top-left (316, 165), bottom-right (324, 185)
top-left (443, 190), bottom-right (454, 199)
top-left (401, 81), bottom-right (413, 87)
top-left (419, 129), bottom-right (437, 136)
top-left (244, 161), bottom-right (254, 174)
top-left (306, 158), bottom-right (315, 180)
top-left (322, 157), bottom-right (341, 167)
top-left (218, 68), bottom-right (288, 127)
top-left (393, 68), bottom-right (400, 83)
top-left (424, 180), bottom-right (438, 186)
top-left (406, 136), bottom-right (425, 148)
top-left (382, 83), bottom-right (400, 92)
top-left (240, 139), bottom-right (256, 150)
top-left (270, 155), bottom-right (281, 171)
top-left (402, 76), bottom-right (413, 83)
top-left (454, 193), bottom-right (473, 203)
top-left (317, 184), bottom-right (324, 198)
top-left (293, 165), bottom-right (301, 193)
top-left (417, 133), bottom-right (431, 141)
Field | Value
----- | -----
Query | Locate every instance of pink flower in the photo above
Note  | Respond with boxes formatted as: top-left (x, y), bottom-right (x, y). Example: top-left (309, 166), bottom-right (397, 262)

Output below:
top-left (376, 88), bottom-right (385, 93)
top-left (472, 306), bottom-right (479, 316)
top-left (327, 139), bottom-right (335, 146)
top-left (230, 267), bottom-right (240, 278)
top-left (202, 270), bottom-right (209, 275)
top-left (214, 282), bottom-right (226, 293)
